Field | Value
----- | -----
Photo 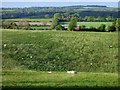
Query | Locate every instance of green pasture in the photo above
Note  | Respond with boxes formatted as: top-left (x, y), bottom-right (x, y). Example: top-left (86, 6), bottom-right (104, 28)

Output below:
top-left (4, 18), bottom-right (52, 22)
top-left (0, 10), bottom-right (15, 13)
top-left (60, 22), bottom-right (112, 28)
top-left (2, 70), bottom-right (118, 87)
top-left (2, 29), bottom-right (118, 87)
top-left (2, 29), bottom-right (118, 72)
top-left (30, 26), bottom-right (50, 29)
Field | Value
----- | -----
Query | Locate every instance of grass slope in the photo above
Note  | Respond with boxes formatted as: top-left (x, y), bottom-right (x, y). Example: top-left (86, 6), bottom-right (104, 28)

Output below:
top-left (2, 29), bottom-right (118, 72)
top-left (2, 29), bottom-right (118, 87)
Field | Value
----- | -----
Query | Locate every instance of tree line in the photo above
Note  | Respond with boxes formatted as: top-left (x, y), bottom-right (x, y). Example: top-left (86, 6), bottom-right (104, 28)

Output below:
top-left (51, 13), bottom-right (120, 32)
top-left (2, 6), bottom-right (118, 19)
top-left (59, 14), bottom-right (115, 22)
top-left (2, 12), bottom-right (120, 32)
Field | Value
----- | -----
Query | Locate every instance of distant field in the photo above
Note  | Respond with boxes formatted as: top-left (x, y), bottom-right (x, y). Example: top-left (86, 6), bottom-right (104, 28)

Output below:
top-left (60, 22), bottom-right (112, 28)
top-left (3, 18), bottom-right (113, 29)
top-left (2, 70), bottom-right (118, 87)
top-left (0, 10), bottom-right (15, 13)
top-left (4, 18), bottom-right (52, 22)
top-left (31, 26), bottom-right (50, 29)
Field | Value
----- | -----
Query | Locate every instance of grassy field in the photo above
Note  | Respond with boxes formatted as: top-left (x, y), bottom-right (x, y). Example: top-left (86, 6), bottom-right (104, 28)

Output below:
top-left (60, 22), bottom-right (112, 28)
top-left (30, 26), bottom-right (50, 29)
top-left (2, 70), bottom-right (118, 87)
top-left (2, 29), bottom-right (118, 87)
top-left (2, 29), bottom-right (118, 72)
top-left (3, 19), bottom-right (112, 30)
top-left (4, 18), bottom-right (52, 22)
top-left (0, 10), bottom-right (15, 13)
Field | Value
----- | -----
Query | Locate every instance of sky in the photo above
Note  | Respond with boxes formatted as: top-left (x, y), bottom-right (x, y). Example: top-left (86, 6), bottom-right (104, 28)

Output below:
top-left (1, 0), bottom-right (120, 8)
top-left (1, 0), bottom-right (120, 2)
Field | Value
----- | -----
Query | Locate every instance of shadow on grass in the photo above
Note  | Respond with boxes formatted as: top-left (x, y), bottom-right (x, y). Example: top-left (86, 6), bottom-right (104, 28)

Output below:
top-left (2, 86), bottom-right (119, 90)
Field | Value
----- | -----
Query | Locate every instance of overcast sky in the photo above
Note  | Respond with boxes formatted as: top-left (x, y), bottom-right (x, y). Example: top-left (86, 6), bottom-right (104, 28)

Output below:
top-left (1, 0), bottom-right (120, 8)
top-left (2, 0), bottom-right (120, 2)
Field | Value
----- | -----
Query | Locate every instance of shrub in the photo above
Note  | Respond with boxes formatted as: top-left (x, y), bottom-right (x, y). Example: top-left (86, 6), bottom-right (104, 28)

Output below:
top-left (98, 24), bottom-right (106, 32)
top-left (2, 21), bottom-right (18, 29)
top-left (106, 25), bottom-right (116, 32)
top-left (55, 24), bottom-right (63, 30)
top-left (89, 26), bottom-right (97, 31)
top-left (81, 25), bottom-right (86, 29)
top-left (115, 18), bottom-right (120, 31)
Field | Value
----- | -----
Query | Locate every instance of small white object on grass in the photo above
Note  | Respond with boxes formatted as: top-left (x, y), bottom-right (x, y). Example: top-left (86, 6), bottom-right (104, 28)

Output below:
top-left (30, 56), bottom-right (32, 58)
top-left (90, 63), bottom-right (93, 66)
top-left (67, 71), bottom-right (77, 74)
top-left (3, 44), bottom-right (7, 47)
top-left (109, 46), bottom-right (113, 48)
top-left (48, 71), bottom-right (52, 74)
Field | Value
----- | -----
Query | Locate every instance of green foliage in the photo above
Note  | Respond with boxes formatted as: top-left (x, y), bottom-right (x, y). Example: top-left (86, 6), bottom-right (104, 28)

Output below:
top-left (97, 16), bottom-right (106, 22)
top-left (2, 6), bottom-right (118, 19)
top-left (51, 19), bottom-right (58, 29)
top-left (107, 16), bottom-right (114, 22)
top-left (115, 18), bottom-right (120, 31)
top-left (53, 13), bottom-right (60, 20)
top-left (72, 13), bottom-right (80, 19)
top-left (2, 30), bottom-right (118, 72)
top-left (61, 22), bottom-right (112, 28)
top-left (61, 22), bottom-right (113, 32)
top-left (106, 25), bottom-right (116, 32)
top-left (55, 24), bottom-right (63, 30)
top-left (89, 26), bottom-right (96, 30)
top-left (2, 21), bottom-right (30, 30)
top-left (81, 25), bottom-right (86, 29)
top-left (86, 16), bottom-right (95, 22)
top-left (44, 14), bottom-right (50, 18)
top-left (98, 24), bottom-right (106, 32)
top-left (112, 21), bottom-right (116, 27)
top-left (101, 17), bottom-right (106, 22)
top-left (2, 21), bottom-right (18, 29)
top-left (68, 17), bottom-right (77, 31)
top-left (51, 13), bottom-right (60, 29)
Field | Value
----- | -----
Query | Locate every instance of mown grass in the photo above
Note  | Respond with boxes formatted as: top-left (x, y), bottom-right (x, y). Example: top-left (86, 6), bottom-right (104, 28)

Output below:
top-left (2, 29), bottom-right (118, 72)
top-left (60, 22), bottom-right (112, 28)
top-left (2, 70), bottom-right (118, 87)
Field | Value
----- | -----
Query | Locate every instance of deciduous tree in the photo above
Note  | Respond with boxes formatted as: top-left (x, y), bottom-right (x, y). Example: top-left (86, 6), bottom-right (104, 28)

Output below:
top-left (51, 13), bottom-right (60, 29)
top-left (68, 17), bottom-right (77, 31)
